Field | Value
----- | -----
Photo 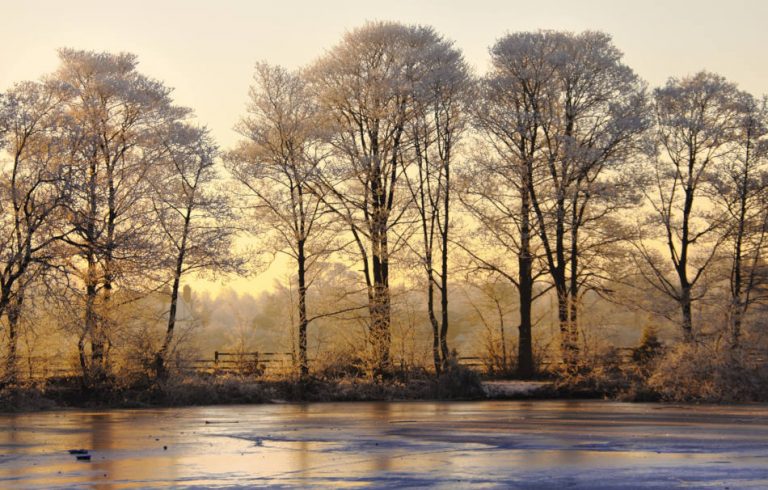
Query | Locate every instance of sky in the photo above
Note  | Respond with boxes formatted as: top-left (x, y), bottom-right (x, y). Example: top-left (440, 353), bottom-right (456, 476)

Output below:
top-left (2, 0), bottom-right (767, 294)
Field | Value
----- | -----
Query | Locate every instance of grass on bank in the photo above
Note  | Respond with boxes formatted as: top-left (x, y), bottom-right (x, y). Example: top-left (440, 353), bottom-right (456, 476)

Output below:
top-left (0, 355), bottom-right (486, 412)
top-left (3, 330), bottom-right (768, 411)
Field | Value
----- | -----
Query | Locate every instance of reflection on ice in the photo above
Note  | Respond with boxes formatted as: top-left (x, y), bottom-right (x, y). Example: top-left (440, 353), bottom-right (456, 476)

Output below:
top-left (1, 400), bottom-right (767, 488)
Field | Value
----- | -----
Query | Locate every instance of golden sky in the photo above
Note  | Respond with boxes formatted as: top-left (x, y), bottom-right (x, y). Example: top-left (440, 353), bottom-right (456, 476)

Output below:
top-left (2, 0), bottom-right (766, 295)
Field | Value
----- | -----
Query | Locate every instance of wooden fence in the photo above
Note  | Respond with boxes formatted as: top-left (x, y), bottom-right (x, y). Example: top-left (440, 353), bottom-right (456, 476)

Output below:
top-left (181, 351), bottom-right (294, 376)
top-left (179, 346), bottom-right (767, 375)
top-left (179, 351), bottom-right (558, 375)
top-left (9, 346), bottom-right (766, 381)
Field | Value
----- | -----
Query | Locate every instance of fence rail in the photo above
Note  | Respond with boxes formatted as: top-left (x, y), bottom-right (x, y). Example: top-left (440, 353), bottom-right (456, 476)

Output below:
top-left (184, 351), bottom-right (295, 374)
top-left (7, 346), bottom-right (766, 381)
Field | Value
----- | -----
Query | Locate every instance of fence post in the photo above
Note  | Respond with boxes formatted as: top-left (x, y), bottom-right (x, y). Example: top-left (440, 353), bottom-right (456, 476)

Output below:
top-left (214, 351), bottom-right (219, 365)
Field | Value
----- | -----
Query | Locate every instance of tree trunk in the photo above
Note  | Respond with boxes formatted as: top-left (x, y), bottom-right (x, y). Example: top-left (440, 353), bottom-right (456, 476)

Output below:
top-left (156, 264), bottom-right (181, 381)
top-left (439, 155), bottom-right (451, 368)
top-left (556, 281), bottom-right (577, 368)
top-left (517, 256), bottom-right (534, 379)
top-left (370, 215), bottom-right (391, 375)
top-left (297, 239), bottom-right (309, 379)
top-left (568, 294), bottom-right (579, 355)
top-left (156, 210), bottom-right (192, 381)
top-left (729, 180), bottom-right (747, 349)
top-left (499, 307), bottom-right (507, 370)
top-left (427, 264), bottom-right (441, 375)
top-left (4, 293), bottom-right (22, 385)
top-left (439, 278), bottom-right (449, 370)
top-left (729, 248), bottom-right (743, 348)
top-left (678, 175), bottom-right (695, 341)
top-left (569, 197), bottom-right (581, 356)
top-left (77, 331), bottom-right (87, 388)
top-left (85, 158), bottom-right (103, 383)
top-left (730, 303), bottom-right (743, 348)
top-left (680, 284), bottom-right (693, 342)
top-left (85, 257), bottom-right (101, 382)
top-left (95, 154), bottom-right (118, 380)
top-left (517, 170), bottom-right (535, 378)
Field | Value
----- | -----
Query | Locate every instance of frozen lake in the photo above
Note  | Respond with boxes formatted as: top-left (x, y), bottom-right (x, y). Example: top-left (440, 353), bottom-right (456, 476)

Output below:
top-left (1, 400), bottom-right (768, 488)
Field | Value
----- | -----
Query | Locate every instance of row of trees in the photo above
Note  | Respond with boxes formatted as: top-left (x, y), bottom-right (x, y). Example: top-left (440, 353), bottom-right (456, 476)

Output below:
top-left (467, 33), bottom-right (767, 374)
top-left (226, 26), bottom-right (472, 376)
top-left (1, 23), bottom-right (766, 384)
top-left (0, 51), bottom-right (240, 385)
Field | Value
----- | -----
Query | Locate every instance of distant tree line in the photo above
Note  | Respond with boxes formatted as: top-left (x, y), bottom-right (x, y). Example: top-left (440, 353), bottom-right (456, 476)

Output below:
top-left (0, 22), bottom-right (766, 386)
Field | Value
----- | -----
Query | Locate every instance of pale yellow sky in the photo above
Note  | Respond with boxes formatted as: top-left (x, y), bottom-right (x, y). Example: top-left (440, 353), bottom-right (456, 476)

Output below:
top-left (2, 0), bottom-right (766, 295)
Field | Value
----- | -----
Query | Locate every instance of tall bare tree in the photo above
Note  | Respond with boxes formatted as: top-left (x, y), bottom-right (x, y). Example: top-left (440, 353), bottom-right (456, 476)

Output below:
top-left (710, 93), bottom-right (768, 346)
top-left (471, 31), bottom-right (648, 368)
top-left (152, 123), bottom-right (240, 379)
top-left (0, 81), bottom-right (70, 383)
top-left (404, 34), bottom-right (470, 374)
top-left (308, 22), bottom-right (457, 373)
top-left (227, 63), bottom-right (333, 378)
top-left (637, 72), bottom-right (740, 341)
top-left (534, 32), bottom-right (647, 365)
top-left (53, 49), bottom-right (191, 383)
top-left (465, 32), bottom-right (560, 377)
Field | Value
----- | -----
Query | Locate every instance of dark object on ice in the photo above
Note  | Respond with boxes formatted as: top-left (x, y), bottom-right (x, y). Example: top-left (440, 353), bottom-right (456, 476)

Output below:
top-left (68, 449), bottom-right (89, 455)
top-left (163, 446), bottom-right (167, 450)
top-left (76, 454), bottom-right (91, 461)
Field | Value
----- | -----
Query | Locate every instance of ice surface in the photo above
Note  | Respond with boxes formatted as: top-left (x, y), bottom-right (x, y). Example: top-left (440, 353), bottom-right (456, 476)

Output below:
top-left (0, 400), bottom-right (767, 488)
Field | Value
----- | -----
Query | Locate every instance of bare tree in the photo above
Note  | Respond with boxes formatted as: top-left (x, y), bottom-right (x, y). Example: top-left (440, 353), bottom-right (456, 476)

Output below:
top-left (53, 49), bottom-right (191, 383)
top-left (710, 93), bottom-right (768, 346)
top-left (472, 31), bottom-right (648, 369)
top-left (0, 81), bottom-right (70, 383)
top-left (637, 72), bottom-right (741, 341)
top-left (537, 32), bottom-right (647, 366)
top-left (227, 63), bottom-right (334, 379)
top-left (152, 124), bottom-right (241, 379)
top-left (308, 22), bottom-right (456, 374)
top-left (465, 32), bottom-right (560, 378)
top-left (404, 35), bottom-right (470, 374)
top-left (459, 150), bottom-right (550, 378)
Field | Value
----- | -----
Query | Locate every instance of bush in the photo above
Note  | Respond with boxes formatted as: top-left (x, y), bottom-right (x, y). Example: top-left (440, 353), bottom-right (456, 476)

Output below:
top-left (436, 356), bottom-right (485, 399)
top-left (0, 385), bottom-right (57, 412)
top-left (147, 375), bottom-right (271, 406)
top-left (647, 341), bottom-right (768, 402)
top-left (552, 343), bottom-right (661, 401)
top-left (632, 324), bottom-right (664, 369)
top-left (312, 348), bottom-right (366, 381)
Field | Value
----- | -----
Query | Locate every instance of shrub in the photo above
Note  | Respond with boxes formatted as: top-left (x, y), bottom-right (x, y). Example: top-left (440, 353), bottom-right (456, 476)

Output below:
top-left (156, 375), bottom-right (271, 406)
top-left (312, 348), bottom-right (366, 381)
top-left (647, 341), bottom-right (768, 402)
top-left (632, 324), bottom-right (664, 368)
top-left (552, 341), bottom-right (664, 401)
top-left (436, 355), bottom-right (485, 399)
top-left (0, 385), bottom-right (57, 412)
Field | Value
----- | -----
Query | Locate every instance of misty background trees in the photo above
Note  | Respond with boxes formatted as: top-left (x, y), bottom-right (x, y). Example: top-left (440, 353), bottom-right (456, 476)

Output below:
top-left (0, 23), bottom-right (766, 387)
